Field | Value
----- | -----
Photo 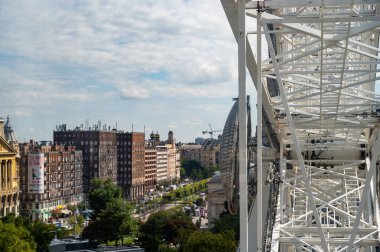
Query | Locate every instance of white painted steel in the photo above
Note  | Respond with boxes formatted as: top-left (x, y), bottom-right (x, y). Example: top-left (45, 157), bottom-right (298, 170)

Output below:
top-left (222, 0), bottom-right (380, 251)
top-left (238, 0), bottom-right (249, 251)
top-left (257, 10), bottom-right (263, 252)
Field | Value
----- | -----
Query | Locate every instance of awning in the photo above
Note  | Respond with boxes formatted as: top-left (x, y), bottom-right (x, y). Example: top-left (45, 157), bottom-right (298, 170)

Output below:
top-left (60, 209), bottom-right (71, 215)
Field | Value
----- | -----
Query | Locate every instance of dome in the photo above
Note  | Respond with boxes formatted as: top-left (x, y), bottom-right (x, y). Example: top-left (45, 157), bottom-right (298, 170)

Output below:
top-left (4, 115), bottom-right (17, 143)
top-left (150, 132), bottom-right (155, 139)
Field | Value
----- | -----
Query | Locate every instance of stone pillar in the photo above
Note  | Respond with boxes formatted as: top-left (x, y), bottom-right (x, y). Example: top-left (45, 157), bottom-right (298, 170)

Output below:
top-left (4, 160), bottom-right (7, 190)
top-left (8, 160), bottom-right (12, 190)
top-left (2, 160), bottom-right (5, 189)
top-left (0, 161), bottom-right (2, 189)
top-left (1, 160), bottom-right (5, 189)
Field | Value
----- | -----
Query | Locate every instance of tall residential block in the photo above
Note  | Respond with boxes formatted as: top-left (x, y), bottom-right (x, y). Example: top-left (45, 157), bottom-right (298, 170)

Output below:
top-left (117, 132), bottom-right (145, 200)
top-left (19, 142), bottom-right (83, 221)
top-left (53, 124), bottom-right (117, 193)
top-left (156, 146), bottom-right (168, 183)
top-left (144, 145), bottom-right (157, 193)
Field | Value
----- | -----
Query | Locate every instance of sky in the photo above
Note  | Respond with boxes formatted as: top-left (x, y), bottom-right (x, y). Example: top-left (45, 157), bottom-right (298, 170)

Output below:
top-left (0, 0), bottom-right (259, 143)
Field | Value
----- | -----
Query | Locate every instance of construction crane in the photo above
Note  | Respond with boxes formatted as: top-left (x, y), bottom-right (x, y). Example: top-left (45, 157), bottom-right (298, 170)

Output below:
top-left (202, 124), bottom-right (222, 139)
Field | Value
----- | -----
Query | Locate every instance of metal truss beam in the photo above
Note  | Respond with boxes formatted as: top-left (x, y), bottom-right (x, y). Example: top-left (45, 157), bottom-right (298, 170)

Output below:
top-left (222, 0), bottom-right (380, 251)
top-left (262, 22), bottom-right (330, 251)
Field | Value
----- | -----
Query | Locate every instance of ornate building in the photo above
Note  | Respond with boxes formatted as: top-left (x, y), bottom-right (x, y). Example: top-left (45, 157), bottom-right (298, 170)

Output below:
top-left (0, 116), bottom-right (20, 217)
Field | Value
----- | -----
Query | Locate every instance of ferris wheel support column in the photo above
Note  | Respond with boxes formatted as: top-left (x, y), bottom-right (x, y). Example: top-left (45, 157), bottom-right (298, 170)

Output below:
top-left (347, 134), bottom-right (380, 251)
top-left (256, 9), bottom-right (263, 252)
top-left (237, 0), bottom-right (248, 251)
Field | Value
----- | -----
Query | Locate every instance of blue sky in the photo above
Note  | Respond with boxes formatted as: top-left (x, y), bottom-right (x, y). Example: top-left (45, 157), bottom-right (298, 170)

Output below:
top-left (0, 0), bottom-right (259, 143)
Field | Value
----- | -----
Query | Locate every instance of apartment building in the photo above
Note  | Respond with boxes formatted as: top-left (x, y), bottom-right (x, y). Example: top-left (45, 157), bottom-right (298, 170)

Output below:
top-left (200, 138), bottom-right (220, 168)
top-left (179, 144), bottom-right (202, 163)
top-left (156, 146), bottom-right (168, 183)
top-left (117, 132), bottom-right (145, 200)
top-left (19, 142), bottom-right (83, 221)
top-left (53, 124), bottom-right (117, 193)
top-left (144, 145), bottom-right (157, 193)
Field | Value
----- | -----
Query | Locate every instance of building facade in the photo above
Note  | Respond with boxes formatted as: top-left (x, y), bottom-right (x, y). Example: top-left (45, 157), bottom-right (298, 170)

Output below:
top-left (179, 144), bottom-right (202, 163)
top-left (19, 141), bottom-right (83, 221)
top-left (117, 132), bottom-right (145, 200)
top-left (207, 172), bottom-right (227, 228)
top-left (53, 124), bottom-right (117, 193)
top-left (200, 138), bottom-right (220, 169)
top-left (144, 145), bottom-right (157, 193)
top-left (156, 146), bottom-right (168, 183)
top-left (166, 143), bottom-right (181, 181)
top-left (0, 117), bottom-right (20, 217)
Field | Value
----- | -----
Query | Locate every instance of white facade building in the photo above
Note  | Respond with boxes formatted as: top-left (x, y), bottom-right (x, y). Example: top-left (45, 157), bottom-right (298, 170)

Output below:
top-left (156, 146), bottom-right (168, 183)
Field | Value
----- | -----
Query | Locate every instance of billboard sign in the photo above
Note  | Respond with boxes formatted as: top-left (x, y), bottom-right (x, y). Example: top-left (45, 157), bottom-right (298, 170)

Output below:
top-left (28, 154), bottom-right (44, 193)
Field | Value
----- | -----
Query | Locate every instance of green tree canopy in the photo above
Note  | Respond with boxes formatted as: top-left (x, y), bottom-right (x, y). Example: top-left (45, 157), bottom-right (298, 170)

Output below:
top-left (139, 209), bottom-right (197, 252)
top-left (1, 214), bottom-right (55, 252)
top-left (82, 197), bottom-right (138, 246)
top-left (211, 212), bottom-right (239, 241)
top-left (88, 178), bottom-right (122, 217)
top-left (181, 160), bottom-right (218, 181)
top-left (30, 221), bottom-right (56, 252)
top-left (0, 220), bottom-right (36, 252)
top-left (183, 230), bottom-right (237, 252)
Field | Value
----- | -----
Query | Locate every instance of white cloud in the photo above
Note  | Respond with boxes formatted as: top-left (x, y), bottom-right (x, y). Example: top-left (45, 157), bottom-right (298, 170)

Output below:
top-left (182, 118), bottom-right (203, 126)
top-left (0, 0), bottom-right (239, 142)
top-left (0, 0), bottom-right (236, 98)
top-left (119, 85), bottom-right (150, 100)
top-left (164, 121), bottom-right (179, 129)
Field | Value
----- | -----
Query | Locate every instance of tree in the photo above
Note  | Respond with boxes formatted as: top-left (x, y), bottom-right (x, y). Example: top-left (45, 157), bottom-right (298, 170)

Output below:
top-left (1, 213), bottom-right (16, 224)
top-left (181, 160), bottom-right (203, 181)
top-left (0, 220), bottom-right (36, 252)
top-left (82, 198), bottom-right (138, 245)
top-left (77, 201), bottom-right (86, 212)
top-left (30, 221), bottom-right (56, 252)
top-left (81, 220), bottom-right (104, 243)
top-left (195, 198), bottom-right (206, 207)
top-left (139, 209), bottom-right (197, 252)
top-left (1, 214), bottom-right (55, 252)
top-left (88, 178), bottom-right (122, 217)
top-left (183, 230), bottom-right (237, 252)
top-left (181, 160), bottom-right (217, 181)
top-left (68, 214), bottom-right (84, 236)
top-left (211, 212), bottom-right (239, 241)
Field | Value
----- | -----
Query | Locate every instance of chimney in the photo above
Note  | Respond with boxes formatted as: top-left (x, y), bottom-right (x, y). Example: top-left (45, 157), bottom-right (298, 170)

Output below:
top-left (0, 117), bottom-right (4, 139)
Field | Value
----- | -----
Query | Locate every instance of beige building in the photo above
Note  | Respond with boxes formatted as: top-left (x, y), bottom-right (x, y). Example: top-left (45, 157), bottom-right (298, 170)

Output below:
top-left (156, 146), bottom-right (168, 183)
top-left (200, 138), bottom-right (220, 169)
top-left (179, 144), bottom-right (201, 162)
top-left (144, 146), bottom-right (157, 193)
top-left (166, 143), bottom-right (180, 182)
top-left (207, 172), bottom-right (227, 228)
top-left (0, 116), bottom-right (20, 217)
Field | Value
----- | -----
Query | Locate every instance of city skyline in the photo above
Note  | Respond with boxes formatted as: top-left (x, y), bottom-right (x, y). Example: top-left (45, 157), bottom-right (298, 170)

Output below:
top-left (0, 0), bottom-right (257, 143)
